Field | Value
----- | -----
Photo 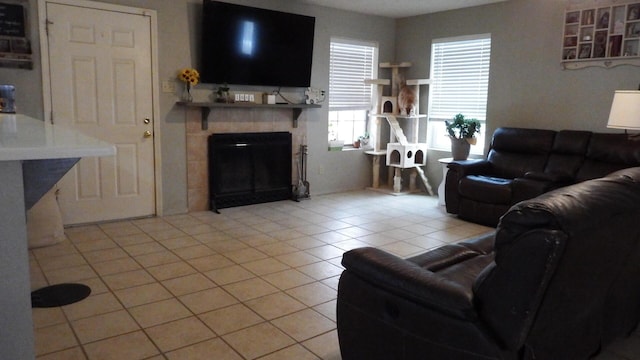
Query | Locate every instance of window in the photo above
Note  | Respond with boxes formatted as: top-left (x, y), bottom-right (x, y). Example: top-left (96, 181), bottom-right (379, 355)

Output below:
top-left (427, 34), bottom-right (491, 154)
top-left (328, 38), bottom-right (378, 146)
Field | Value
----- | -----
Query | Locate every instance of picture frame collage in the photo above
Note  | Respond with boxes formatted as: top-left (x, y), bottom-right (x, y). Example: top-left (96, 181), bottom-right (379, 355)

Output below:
top-left (562, 2), bottom-right (640, 67)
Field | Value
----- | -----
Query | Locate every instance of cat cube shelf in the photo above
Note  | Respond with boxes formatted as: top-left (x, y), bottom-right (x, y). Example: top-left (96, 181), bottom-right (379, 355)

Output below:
top-left (386, 142), bottom-right (428, 169)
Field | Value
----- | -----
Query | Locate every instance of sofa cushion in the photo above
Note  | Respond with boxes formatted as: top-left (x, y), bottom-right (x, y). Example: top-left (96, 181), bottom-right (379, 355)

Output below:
top-left (543, 129), bottom-right (591, 178)
top-left (459, 175), bottom-right (512, 203)
top-left (576, 133), bottom-right (640, 182)
top-left (551, 130), bottom-right (591, 154)
top-left (486, 128), bottom-right (556, 179)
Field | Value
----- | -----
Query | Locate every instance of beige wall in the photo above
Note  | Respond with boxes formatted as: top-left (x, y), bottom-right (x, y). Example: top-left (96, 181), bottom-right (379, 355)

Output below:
top-left (3, 0), bottom-right (395, 215)
top-left (397, 0), bottom-right (640, 190)
top-left (3, 0), bottom-right (627, 216)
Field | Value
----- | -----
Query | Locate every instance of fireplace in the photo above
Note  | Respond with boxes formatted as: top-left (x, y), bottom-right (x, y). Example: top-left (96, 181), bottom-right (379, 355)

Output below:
top-left (208, 132), bottom-right (292, 211)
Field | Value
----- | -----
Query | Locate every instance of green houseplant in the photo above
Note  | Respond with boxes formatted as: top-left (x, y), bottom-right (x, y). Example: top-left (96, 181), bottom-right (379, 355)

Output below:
top-left (215, 83), bottom-right (231, 103)
top-left (445, 113), bottom-right (481, 160)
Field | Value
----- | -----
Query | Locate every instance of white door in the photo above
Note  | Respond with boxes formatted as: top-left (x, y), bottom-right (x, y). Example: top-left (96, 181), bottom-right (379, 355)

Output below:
top-left (42, 1), bottom-right (156, 224)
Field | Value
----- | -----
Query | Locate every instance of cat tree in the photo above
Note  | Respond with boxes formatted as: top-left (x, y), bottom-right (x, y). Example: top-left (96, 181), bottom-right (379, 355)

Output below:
top-left (365, 62), bottom-right (432, 195)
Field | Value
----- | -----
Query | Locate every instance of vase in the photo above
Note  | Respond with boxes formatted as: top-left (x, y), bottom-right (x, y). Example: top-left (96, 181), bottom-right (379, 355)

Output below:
top-left (451, 137), bottom-right (471, 160)
top-left (182, 83), bottom-right (193, 102)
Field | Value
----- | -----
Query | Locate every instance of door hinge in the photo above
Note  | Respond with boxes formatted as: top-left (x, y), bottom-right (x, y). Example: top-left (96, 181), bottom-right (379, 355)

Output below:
top-left (50, 111), bottom-right (54, 125)
top-left (45, 19), bottom-right (54, 36)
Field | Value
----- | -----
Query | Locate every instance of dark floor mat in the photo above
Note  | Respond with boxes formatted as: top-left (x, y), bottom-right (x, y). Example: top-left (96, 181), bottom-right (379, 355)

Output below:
top-left (31, 283), bottom-right (91, 308)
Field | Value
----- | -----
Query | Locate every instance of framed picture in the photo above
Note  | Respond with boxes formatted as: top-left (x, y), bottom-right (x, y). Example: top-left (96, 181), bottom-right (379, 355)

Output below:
top-left (593, 43), bottom-right (606, 58)
top-left (563, 48), bottom-right (577, 60)
top-left (579, 44), bottom-right (592, 59)
top-left (566, 11), bottom-right (580, 24)
top-left (582, 9), bottom-right (595, 25)
top-left (597, 10), bottom-right (610, 29)
top-left (627, 22), bottom-right (640, 37)
top-left (564, 36), bottom-right (577, 47)
top-left (628, 4), bottom-right (640, 20)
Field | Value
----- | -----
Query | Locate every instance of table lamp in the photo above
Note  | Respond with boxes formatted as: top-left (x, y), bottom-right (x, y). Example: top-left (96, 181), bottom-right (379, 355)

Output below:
top-left (607, 90), bottom-right (640, 139)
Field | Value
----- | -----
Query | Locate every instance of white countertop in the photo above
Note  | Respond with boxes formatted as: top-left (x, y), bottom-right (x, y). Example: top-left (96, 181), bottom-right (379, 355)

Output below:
top-left (0, 114), bottom-right (115, 161)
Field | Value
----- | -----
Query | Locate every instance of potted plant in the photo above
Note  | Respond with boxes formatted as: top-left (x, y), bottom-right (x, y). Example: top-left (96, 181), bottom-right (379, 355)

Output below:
top-left (445, 113), bottom-right (481, 160)
top-left (358, 133), bottom-right (370, 149)
top-left (215, 83), bottom-right (231, 103)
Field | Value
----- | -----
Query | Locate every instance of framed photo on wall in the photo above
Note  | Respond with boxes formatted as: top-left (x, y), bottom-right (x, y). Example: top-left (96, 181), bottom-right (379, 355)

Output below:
top-left (562, 2), bottom-right (640, 68)
top-left (0, 0), bottom-right (32, 69)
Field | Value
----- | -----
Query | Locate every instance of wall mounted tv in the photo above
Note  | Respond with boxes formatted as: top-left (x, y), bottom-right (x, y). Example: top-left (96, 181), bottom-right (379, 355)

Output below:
top-left (201, 1), bottom-right (316, 88)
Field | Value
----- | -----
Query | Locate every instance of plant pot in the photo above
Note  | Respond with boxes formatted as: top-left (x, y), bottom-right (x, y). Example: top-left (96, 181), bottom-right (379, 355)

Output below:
top-left (451, 137), bottom-right (471, 160)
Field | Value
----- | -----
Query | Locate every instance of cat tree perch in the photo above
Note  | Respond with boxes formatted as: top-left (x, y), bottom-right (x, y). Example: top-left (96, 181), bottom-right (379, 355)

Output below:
top-left (365, 62), bottom-right (433, 195)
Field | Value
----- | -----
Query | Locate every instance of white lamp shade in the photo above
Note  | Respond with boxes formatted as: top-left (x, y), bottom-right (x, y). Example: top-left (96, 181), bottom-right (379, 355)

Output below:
top-left (607, 90), bottom-right (640, 130)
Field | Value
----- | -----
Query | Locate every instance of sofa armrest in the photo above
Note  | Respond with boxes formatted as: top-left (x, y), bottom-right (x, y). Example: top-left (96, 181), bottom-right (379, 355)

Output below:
top-left (445, 159), bottom-right (492, 214)
top-left (524, 171), bottom-right (573, 182)
top-left (447, 159), bottom-right (492, 176)
top-left (342, 247), bottom-right (475, 319)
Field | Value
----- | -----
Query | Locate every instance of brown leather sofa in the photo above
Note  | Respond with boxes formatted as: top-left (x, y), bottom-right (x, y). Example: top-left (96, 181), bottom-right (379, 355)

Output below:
top-left (337, 167), bottom-right (640, 359)
top-left (445, 127), bottom-right (640, 226)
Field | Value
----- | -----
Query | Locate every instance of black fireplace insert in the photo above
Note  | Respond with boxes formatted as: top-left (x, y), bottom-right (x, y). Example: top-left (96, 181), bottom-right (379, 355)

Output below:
top-left (208, 132), bottom-right (292, 211)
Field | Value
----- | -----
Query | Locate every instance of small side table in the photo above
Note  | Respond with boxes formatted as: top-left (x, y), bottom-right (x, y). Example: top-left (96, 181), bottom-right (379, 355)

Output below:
top-left (437, 157), bottom-right (454, 206)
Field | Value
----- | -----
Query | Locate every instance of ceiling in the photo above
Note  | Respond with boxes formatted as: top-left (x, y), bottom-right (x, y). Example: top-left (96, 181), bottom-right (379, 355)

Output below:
top-left (297, 0), bottom-right (509, 18)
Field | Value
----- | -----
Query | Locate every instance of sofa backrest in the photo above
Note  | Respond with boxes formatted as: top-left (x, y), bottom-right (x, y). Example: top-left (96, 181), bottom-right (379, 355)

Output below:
top-left (544, 130), bottom-right (591, 177)
top-left (486, 128), bottom-right (640, 183)
top-left (576, 133), bottom-right (640, 182)
top-left (473, 167), bottom-right (640, 356)
top-left (486, 128), bottom-right (556, 179)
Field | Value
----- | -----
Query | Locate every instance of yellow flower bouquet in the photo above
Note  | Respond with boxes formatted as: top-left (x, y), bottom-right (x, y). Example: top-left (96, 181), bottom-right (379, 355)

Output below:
top-left (178, 68), bottom-right (200, 85)
top-left (177, 68), bottom-right (200, 102)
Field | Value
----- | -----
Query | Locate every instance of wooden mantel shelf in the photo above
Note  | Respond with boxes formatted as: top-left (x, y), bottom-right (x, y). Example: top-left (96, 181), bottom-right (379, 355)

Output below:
top-left (177, 101), bottom-right (322, 130)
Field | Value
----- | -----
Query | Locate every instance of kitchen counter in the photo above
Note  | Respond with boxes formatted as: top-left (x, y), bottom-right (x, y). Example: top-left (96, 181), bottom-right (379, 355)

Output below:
top-left (0, 114), bottom-right (115, 359)
top-left (0, 114), bottom-right (115, 160)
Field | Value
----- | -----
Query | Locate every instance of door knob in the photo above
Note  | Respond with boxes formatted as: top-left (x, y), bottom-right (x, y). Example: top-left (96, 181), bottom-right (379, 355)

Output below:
top-left (143, 130), bottom-right (152, 138)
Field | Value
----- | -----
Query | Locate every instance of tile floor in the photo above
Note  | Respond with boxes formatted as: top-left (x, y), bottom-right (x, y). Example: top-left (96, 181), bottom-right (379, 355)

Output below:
top-left (29, 190), bottom-right (640, 359)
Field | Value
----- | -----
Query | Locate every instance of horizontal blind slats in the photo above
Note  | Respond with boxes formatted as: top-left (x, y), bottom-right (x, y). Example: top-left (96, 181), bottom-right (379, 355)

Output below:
top-left (329, 40), bottom-right (376, 109)
top-left (428, 35), bottom-right (491, 121)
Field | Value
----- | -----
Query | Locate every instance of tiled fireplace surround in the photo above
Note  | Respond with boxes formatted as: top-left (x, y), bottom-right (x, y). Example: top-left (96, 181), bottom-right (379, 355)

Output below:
top-left (185, 107), bottom-right (308, 212)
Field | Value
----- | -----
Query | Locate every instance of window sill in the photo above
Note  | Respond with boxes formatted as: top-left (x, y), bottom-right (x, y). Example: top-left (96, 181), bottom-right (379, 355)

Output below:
top-left (328, 146), bottom-right (371, 152)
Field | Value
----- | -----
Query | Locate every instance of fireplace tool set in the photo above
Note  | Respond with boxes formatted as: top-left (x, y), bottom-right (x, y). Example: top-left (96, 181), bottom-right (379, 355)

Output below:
top-left (293, 144), bottom-right (310, 201)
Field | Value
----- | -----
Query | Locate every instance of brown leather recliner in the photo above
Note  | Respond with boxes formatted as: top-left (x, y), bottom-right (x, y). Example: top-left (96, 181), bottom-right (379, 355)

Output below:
top-left (337, 167), bottom-right (640, 359)
top-left (445, 127), bottom-right (640, 227)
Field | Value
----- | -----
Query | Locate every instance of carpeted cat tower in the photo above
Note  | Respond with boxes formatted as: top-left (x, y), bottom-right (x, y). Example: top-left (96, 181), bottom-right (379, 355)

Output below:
top-left (364, 62), bottom-right (431, 195)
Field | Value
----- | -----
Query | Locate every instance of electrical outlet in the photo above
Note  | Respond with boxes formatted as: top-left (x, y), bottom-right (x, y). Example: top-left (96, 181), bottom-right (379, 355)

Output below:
top-left (318, 166), bottom-right (325, 175)
top-left (162, 80), bottom-right (176, 93)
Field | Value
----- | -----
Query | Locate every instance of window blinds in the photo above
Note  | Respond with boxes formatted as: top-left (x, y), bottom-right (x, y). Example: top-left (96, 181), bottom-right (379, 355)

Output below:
top-left (329, 40), bottom-right (377, 110)
top-left (429, 35), bottom-right (491, 121)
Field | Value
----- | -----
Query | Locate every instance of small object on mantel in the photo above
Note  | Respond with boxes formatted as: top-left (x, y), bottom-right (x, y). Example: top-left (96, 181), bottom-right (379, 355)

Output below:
top-left (262, 93), bottom-right (276, 104)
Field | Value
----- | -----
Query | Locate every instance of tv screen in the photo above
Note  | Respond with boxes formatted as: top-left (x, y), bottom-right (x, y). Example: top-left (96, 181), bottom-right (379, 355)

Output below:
top-left (201, 1), bottom-right (316, 88)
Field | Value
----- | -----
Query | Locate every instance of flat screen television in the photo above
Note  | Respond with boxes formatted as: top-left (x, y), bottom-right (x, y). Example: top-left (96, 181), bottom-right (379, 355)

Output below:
top-left (200, 1), bottom-right (316, 88)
